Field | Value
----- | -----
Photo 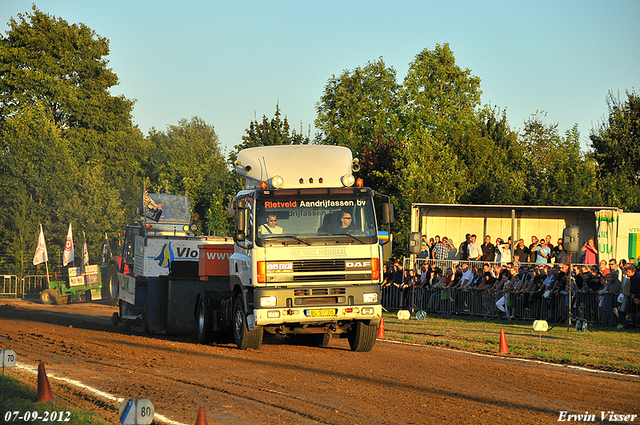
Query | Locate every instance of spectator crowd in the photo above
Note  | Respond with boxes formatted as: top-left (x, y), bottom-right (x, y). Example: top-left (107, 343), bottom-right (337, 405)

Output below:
top-left (382, 233), bottom-right (640, 328)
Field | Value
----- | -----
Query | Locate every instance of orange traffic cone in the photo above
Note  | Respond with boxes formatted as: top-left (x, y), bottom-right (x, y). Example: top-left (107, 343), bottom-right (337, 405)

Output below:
top-left (37, 361), bottom-right (53, 402)
top-left (195, 408), bottom-right (208, 425)
top-left (499, 329), bottom-right (509, 354)
top-left (377, 316), bottom-right (385, 339)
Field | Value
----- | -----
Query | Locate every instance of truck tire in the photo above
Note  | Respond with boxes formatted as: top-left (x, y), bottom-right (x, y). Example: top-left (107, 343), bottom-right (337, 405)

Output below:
top-left (196, 297), bottom-right (214, 344)
top-left (233, 295), bottom-right (263, 350)
top-left (347, 321), bottom-right (377, 352)
top-left (40, 289), bottom-right (59, 305)
top-left (105, 264), bottom-right (119, 306)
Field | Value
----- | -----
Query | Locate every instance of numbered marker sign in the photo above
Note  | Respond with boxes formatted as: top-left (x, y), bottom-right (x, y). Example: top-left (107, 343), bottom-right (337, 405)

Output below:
top-left (118, 398), bottom-right (154, 425)
top-left (0, 349), bottom-right (17, 367)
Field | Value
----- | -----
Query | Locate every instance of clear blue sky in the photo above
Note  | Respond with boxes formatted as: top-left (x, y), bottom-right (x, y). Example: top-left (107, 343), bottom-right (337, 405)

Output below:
top-left (2, 1), bottom-right (638, 153)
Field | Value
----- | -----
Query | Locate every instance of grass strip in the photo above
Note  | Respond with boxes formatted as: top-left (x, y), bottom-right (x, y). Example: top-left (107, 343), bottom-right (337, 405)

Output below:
top-left (0, 374), bottom-right (111, 425)
top-left (381, 312), bottom-right (640, 374)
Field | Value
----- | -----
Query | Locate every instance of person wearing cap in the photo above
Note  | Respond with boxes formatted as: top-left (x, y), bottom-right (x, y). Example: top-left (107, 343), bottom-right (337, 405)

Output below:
top-left (417, 238), bottom-right (430, 259)
top-left (551, 238), bottom-right (568, 264)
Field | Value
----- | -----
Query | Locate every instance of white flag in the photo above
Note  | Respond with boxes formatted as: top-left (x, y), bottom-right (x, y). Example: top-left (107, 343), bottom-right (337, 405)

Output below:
top-left (82, 231), bottom-right (90, 271)
top-left (33, 224), bottom-right (48, 266)
top-left (63, 223), bottom-right (74, 266)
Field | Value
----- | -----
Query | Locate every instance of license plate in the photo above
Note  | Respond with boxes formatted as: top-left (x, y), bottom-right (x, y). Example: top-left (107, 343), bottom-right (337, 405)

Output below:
top-left (306, 308), bottom-right (337, 317)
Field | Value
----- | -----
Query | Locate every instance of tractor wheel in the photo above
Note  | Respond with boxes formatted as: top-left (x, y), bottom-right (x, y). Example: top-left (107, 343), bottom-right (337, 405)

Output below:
top-left (40, 289), bottom-right (59, 305)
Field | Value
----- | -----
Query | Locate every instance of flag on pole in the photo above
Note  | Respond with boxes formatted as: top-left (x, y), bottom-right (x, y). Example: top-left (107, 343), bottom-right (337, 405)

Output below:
top-left (82, 231), bottom-right (90, 272)
top-left (101, 233), bottom-right (112, 266)
top-left (63, 223), bottom-right (74, 266)
top-left (33, 224), bottom-right (48, 266)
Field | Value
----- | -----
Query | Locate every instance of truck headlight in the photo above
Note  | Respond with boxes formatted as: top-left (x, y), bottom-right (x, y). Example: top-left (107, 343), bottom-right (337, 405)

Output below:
top-left (363, 293), bottom-right (378, 303)
top-left (260, 296), bottom-right (277, 307)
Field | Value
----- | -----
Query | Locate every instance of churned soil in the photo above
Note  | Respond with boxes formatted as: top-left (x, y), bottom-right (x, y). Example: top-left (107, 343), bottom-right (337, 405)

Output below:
top-left (0, 298), bottom-right (637, 425)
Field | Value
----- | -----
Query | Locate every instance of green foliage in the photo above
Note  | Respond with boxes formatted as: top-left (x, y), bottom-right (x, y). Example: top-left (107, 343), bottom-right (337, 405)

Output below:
top-left (144, 117), bottom-right (234, 237)
top-left (315, 58), bottom-right (401, 156)
top-left (590, 90), bottom-right (640, 211)
top-left (0, 7), bottom-right (144, 275)
top-left (520, 113), bottom-right (600, 206)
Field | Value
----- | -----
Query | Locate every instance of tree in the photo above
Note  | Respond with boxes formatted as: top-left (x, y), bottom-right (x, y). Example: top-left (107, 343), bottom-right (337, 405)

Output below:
top-left (589, 90), bottom-right (640, 211)
top-left (315, 58), bottom-right (401, 156)
top-left (0, 7), bottom-right (145, 273)
top-left (520, 113), bottom-right (599, 206)
top-left (145, 117), bottom-right (234, 237)
top-left (232, 103), bottom-right (311, 159)
top-left (401, 43), bottom-right (481, 140)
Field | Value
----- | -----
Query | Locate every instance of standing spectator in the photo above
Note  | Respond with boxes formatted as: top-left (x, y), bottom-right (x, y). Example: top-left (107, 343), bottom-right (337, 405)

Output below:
top-left (433, 236), bottom-right (455, 260)
top-left (581, 237), bottom-right (598, 265)
top-left (551, 238), bottom-right (568, 264)
top-left (427, 238), bottom-right (435, 258)
top-left (496, 237), bottom-right (512, 265)
top-left (626, 265), bottom-right (640, 300)
top-left (599, 260), bottom-right (610, 276)
top-left (529, 236), bottom-right (540, 263)
top-left (468, 234), bottom-right (482, 261)
top-left (536, 239), bottom-right (551, 264)
top-left (545, 235), bottom-right (554, 263)
top-left (481, 235), bottom-right (496, 262)
top-left (417, 239), bottom-right (430, 259)
top-left (609, 259), bottom-right (622, 282)
top-left (514, 238), bottom-right (529, 264)
top-left (459, 233), bottom-right (471, 261)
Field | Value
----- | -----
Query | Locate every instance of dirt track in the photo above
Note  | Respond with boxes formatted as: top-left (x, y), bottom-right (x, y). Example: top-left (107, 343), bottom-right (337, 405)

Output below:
top-left (0, 299), bottom-right (638, 424)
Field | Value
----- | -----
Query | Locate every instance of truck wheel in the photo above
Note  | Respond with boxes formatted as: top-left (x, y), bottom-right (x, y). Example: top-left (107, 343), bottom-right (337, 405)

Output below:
top-left (104, 264), bottom-right (119, 306)
top-left (233, 295), bottom-right (263, 350)
top-left (40, 289), bottom-right (59, 305)
top-left (347, 321), bottom-right (377, 352)
top-left (197, 297), bottom-right (214, 344)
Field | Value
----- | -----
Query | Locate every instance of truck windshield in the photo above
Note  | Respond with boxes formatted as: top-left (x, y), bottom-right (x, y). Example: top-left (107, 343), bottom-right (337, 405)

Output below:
top-left (148, 194), bottom-right (190, 223)
top-left (254, 188), bottom-right (378, 246)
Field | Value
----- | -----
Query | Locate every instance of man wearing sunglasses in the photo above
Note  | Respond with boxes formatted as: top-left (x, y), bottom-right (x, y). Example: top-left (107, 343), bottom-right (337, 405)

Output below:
top-left (258, 214), bottom-right (284, 235)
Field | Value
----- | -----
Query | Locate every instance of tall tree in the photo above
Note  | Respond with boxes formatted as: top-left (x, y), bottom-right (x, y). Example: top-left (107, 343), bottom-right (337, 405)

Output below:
top-left (589, 90), bottom-right (640, 211)
top-left (315, 58), bottom-right (401, 156)
top-left (0, 7), bottom-right (144, 273)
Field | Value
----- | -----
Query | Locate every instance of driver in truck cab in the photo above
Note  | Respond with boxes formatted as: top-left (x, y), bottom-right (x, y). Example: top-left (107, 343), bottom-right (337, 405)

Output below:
top-left (258, 214), bottom-right (284, 235)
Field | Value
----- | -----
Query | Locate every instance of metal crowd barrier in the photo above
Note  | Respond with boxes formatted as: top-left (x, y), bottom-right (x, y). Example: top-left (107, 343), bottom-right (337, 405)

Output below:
top-left (1, 275), bottom-right (19, 298)
top-left (21, 275), bottom-right (49, 298)
top-left (381, 285), bottom-right (624, 326)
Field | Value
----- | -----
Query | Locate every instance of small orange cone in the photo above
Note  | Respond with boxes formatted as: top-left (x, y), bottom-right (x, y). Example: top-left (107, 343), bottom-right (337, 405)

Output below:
top-left (377, 316), bottom-right (385, 339)
top-left (37, 361), bottom-right (53, 402)
top-left (195, 408), bottom-right (208, 425)
top-left (499, 329), bottom-right (509, 354)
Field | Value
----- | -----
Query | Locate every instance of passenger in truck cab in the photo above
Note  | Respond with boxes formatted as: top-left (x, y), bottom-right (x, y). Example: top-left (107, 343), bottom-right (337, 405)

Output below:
top-left (258, 214), bottom-right (284, 235)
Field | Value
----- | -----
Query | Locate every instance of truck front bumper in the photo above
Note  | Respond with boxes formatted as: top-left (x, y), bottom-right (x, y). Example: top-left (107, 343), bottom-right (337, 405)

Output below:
top-left (252, 284), bottom-right (382, 327)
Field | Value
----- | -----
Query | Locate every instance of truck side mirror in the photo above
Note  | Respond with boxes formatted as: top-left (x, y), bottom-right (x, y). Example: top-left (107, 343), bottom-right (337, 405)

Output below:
top-left (408, 232), bottom-right (421, 255)
top-left (233, 201), bottom-right (246, 242)
top-left (382, 202), bottom-right (394, 225)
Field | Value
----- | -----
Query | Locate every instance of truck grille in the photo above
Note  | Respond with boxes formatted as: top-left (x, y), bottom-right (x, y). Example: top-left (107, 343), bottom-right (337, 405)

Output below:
top-left (294, 287), bottom-right (347, 296)
top-left (293, 260), bottom-right (345, 272)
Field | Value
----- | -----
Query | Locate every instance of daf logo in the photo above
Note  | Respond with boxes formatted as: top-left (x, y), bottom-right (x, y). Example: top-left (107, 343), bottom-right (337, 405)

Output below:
top-left (346, 261), bottom-right (370, 268)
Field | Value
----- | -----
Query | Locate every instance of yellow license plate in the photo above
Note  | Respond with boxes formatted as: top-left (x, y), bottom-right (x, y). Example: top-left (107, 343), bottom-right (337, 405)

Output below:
top-left (306, 309), bottom-right (337, 317)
